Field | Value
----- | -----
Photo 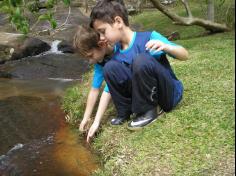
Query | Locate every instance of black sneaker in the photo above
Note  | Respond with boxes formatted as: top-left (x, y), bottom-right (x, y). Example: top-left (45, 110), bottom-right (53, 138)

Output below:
top-left (111, 113), bottom-right (131, 125)
top-left (127, 107), bottom-right (159, 130)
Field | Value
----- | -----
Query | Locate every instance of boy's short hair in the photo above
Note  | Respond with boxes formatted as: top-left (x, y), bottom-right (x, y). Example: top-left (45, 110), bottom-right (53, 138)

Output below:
top-left (73, 25), bottom-right (100, 57)
top-left (90, 0), bottom-right (129, 28)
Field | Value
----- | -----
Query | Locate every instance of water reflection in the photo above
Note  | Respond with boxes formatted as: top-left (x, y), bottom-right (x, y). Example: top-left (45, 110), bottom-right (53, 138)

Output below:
top-left (0, 78), bottom-right (76, 100)
top-left (0, 78), bottom-right (99, 175)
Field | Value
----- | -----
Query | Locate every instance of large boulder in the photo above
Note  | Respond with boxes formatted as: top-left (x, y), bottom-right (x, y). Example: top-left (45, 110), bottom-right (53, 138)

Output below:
top-left (57, 40), bottom-right (74, 53)
top-left (0, 53), bottom-right (89, 79)
top-left (10, 37), bottom-right (51, 61)
top-left (0, 32), bottom-right (24, 64)
top-left (0, 33), bottom-right (51, 62)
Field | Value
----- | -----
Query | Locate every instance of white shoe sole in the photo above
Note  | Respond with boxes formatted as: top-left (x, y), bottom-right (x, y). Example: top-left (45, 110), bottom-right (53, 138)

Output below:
top-left (127, 110), bottom-right (165, 131)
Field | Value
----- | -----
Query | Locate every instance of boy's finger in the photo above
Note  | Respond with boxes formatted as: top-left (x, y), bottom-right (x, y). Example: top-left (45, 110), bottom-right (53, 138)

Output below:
top-left (151, 43), bottom-right (160, 50)
top-left (145, 41), bottom-right (155, 48)
top-left (87, 134), bottom-right (91, 143)
top-left (155, 46), bottom-right (165, 52)
top-left (146, 43), bottom-right (155, 50)
top-left (86, 130), bottom-right (94, 143)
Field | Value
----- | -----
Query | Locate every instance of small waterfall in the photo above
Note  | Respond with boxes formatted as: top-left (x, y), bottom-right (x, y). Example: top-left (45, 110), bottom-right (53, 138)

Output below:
top-left (50, 40), bottom-right (62, 54)
top-left (36, 40), bottom-right (62, 56)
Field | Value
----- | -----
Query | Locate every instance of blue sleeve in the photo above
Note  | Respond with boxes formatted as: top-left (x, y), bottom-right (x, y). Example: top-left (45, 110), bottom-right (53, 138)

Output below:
top-left (104, 84), bottom-right (109, 92)
top-left (92, 64), bottom-right (104, 89)
top-left (92, 64), bottom-right (110, 92)
top-left (149, 31), bottom-right (180, 58)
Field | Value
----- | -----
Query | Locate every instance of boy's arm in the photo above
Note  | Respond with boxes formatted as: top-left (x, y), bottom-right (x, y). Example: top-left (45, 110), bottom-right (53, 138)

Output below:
top-left (79, 88), bottom-right (100, 132)
top-left (163, 44), bottom-right (189, 61)
top-left (80, 63), bottom-right (105, 131)
top-left (146, 31), bottom-right (189, 61)
top-left (87, 91), bottom-right (111, 143)
top-left (146, 40), bottom-right (189, 61)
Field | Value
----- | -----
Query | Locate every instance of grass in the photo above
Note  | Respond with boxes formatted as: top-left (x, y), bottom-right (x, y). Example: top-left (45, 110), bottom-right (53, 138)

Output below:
top-left (62, 6), bottom-right (235, 176)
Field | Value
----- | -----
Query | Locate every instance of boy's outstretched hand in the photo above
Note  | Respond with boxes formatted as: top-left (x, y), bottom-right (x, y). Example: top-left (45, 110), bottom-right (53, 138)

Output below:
top-left (79, 118), bottom-right (90, 132)
top-left (86, 121), bottom-right (99, 143)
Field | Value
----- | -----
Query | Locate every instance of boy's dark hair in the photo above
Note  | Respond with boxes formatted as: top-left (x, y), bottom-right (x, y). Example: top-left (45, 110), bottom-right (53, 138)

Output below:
top-left (73, 25), bottom-right (100, 57)
top-left (90, 0), bottom-right (129, 28)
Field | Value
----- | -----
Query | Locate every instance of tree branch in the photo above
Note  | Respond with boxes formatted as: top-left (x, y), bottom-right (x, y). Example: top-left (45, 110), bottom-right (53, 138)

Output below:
top-left (181, 0), bottom-right (192, 18)
top-left (149, 0), bottom-right (230, 32)
top-left (57, 6), bottom-right (71, 29)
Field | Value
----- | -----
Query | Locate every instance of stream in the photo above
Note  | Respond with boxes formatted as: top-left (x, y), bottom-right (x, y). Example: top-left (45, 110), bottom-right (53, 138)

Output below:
top-left (0, 44), bottom-right (99, 175)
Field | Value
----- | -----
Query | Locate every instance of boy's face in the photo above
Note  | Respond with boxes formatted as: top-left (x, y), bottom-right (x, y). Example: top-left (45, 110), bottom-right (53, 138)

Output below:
top-left (85, 48), bottom-right (106, 64)
top-left (93, 19), bottom-right (120, 45)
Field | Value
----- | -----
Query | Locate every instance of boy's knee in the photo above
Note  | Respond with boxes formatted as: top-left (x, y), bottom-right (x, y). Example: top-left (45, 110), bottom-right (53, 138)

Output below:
top-left (103, 60), bottom-right (118, 77)
top-left (133, 53), bottom-right (154, 73)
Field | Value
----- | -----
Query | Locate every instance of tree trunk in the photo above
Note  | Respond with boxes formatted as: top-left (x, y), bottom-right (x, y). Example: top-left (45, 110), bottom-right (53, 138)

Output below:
top-left (181, 0), bottom-right (192, 18)
top-left (136, 0), bottom-right (142, 13)
top-left (149, 0), bottom-right (230, 32)
top-left (207, 0), bottom-right (214, 22)
top-left (84, 0), bottom-right (88, 13)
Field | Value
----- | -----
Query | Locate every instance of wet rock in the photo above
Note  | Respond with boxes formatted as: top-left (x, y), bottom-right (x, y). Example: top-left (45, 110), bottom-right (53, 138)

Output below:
top-left (0, 33), bottom-right (52, 62)
top-left (58, 40), bottom-right (74, 53)
top-left (10, 37), bottom-right (51, 61)
top-left (0, 53), bottom-right (89, 79)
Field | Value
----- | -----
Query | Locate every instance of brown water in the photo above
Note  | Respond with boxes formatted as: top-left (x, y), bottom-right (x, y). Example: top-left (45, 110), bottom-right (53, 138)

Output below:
top-left (0, 78), bottom-right (99, 176)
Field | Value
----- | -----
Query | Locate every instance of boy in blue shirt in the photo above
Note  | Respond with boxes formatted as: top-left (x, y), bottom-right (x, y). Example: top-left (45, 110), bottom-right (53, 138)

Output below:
top-left (90, 0), bottom-right (189, 130)
top-left (73, 25), bottom-right (114, 142)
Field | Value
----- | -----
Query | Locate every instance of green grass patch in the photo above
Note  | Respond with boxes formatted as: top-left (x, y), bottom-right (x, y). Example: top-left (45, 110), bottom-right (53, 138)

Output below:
top-left (62, 9), bottom-right (235, 176)
top-left (91, 31), bottom-right (235, 176)
top-left (62, 68), bottom-right (93, 125)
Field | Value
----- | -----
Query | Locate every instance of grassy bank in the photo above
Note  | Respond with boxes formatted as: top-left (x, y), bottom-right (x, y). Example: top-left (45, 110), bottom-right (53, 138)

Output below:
top-left (62, 9), bottom-right (235, 175)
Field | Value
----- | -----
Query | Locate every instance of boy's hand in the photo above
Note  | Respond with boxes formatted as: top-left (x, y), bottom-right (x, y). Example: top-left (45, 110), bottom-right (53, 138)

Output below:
top-left (86, 121), bottom-right (99, 143)
top-left (79, 118), bottom-right (90, 132)
top-left (145, 40), bottom-right (168, 53)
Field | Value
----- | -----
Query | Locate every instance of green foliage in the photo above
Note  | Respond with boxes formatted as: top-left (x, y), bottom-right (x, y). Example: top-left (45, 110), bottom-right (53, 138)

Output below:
top-left (27, 1), bottom-right (41, 13)
top-left (62, 0), bottom-right (71, 6)
top-left (9, 0), bottom-right (22, 7)
top-left (38, 11), bottom-right (57, 29)
top-left (0, 0), bottom-right (28, 33)
top-left (0, 0), bottom-right (71, 34)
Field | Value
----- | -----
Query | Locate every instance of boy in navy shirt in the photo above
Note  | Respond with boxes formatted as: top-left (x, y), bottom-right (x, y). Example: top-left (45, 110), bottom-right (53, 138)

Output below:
top-left (90, 0), bottom-right (189, 130)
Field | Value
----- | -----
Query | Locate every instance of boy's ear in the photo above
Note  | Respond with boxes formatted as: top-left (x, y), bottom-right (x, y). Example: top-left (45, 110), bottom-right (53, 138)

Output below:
top-left (114, 16), bottom-right (123, 27)
top-left (98, 40), bottom-right (108, 48)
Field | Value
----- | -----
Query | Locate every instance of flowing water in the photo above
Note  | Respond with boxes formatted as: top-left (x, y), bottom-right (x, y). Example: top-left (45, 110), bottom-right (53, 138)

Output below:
top-left (0, 78), bottom-right (99, 176)
top-left (0, 41), bottom-right (99, 175)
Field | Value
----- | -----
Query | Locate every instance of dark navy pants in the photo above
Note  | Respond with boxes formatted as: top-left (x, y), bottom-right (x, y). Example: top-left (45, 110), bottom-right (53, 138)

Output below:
top-left (103, 53), bottom-right (182, 117)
